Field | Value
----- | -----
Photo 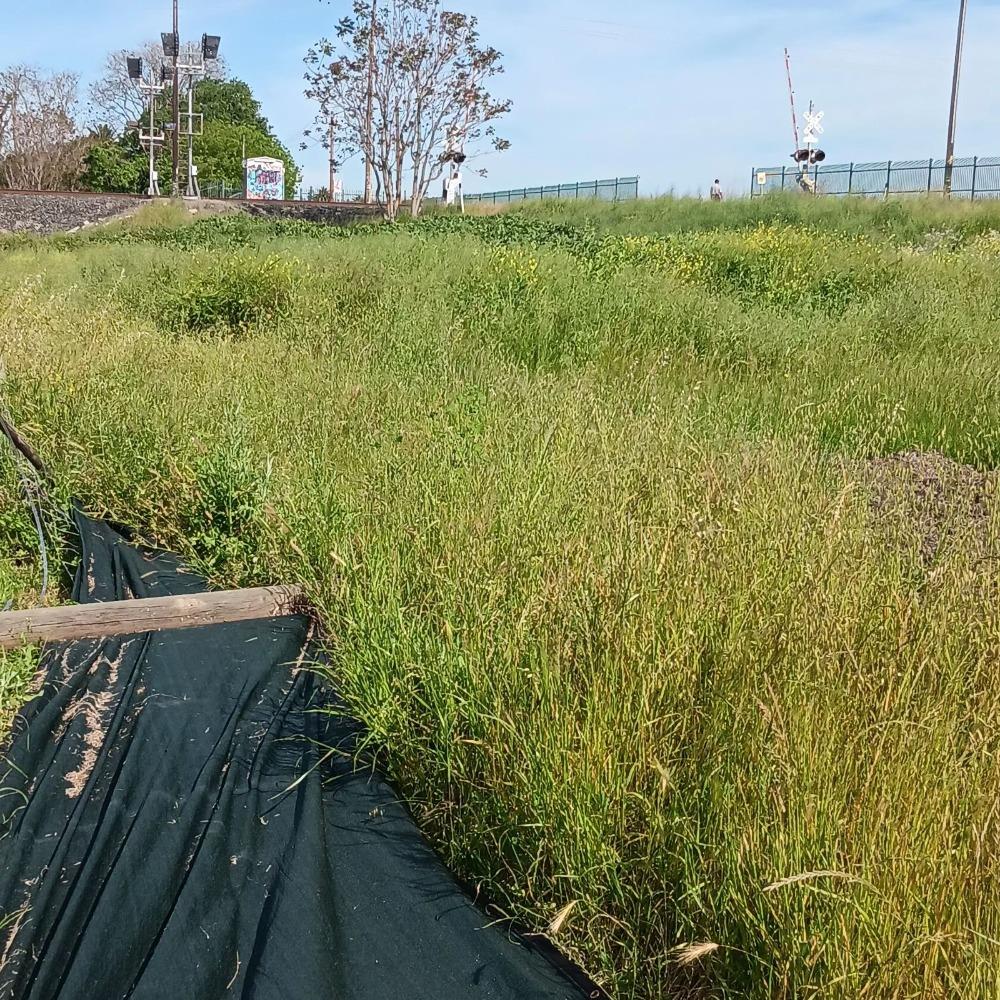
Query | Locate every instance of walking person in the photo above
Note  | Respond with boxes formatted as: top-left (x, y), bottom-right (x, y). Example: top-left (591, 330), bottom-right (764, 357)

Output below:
top-left (710, 178), bottom-right (724, 202)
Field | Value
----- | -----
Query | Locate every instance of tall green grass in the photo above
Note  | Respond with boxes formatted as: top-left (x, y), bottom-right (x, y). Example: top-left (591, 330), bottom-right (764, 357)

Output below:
top-left (2, 196), bottom-right (1000, 997)
top-left (509, 190), bottom-right (1000, 244)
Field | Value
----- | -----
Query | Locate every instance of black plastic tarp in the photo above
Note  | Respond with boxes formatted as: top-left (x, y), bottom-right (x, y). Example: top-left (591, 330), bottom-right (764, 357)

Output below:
top-left (0, 511), bottom-right (597, 999)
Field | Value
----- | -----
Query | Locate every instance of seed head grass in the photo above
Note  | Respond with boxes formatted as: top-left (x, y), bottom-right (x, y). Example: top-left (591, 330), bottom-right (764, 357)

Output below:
top-left (1, 194), bottom-right (1000, 997)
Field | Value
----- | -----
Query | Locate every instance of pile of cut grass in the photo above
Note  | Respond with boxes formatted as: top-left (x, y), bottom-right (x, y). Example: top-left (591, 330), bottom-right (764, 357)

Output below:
top-left (2, 195), bottom-right (1000, 998)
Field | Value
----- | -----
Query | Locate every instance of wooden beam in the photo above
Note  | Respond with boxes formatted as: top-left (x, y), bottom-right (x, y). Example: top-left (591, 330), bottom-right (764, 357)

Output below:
top-left (0, 586), bottom-right (307, 650)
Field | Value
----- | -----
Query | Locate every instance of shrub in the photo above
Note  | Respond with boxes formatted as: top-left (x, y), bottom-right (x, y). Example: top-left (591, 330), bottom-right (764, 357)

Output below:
top-left (179, 437), bottom-right (271, 580)
top-left (162, 253), bottom-right (299, 334)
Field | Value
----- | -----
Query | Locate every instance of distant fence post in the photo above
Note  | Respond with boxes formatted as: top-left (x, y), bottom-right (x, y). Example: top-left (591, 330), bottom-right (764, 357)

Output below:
top-left (750, 168), bottom-right (756, 197)
top-left (848, 162), bottom-right (854, 194)
top-left (971, 156), bottom-right (978, 199)
top-left (781, 165), bottom-right (786, 190)
top-left (885, 160), bottom-right (892, 198)
top-left (927, 158), bottom-right (934, 193)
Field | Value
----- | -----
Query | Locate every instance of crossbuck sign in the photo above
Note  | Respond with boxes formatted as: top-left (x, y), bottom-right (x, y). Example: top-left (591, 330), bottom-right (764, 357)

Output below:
top-left (802, 109), bottom-right (825, 146)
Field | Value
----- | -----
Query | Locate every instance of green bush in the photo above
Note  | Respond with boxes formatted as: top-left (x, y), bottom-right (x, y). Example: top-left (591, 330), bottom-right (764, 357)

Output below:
top-left (162, 253), bottom-right (300, 334)
top-left (81, 140), bottom-right (145, 194)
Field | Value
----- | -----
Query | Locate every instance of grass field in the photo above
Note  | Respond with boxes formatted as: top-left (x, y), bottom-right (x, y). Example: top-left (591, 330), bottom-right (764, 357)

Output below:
top-left (2, 194), bottom-right (1000, 998)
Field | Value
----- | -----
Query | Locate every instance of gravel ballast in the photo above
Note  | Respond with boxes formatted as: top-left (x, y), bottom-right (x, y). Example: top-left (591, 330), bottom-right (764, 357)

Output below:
top-left (0, 192), bottom-right (142, 236)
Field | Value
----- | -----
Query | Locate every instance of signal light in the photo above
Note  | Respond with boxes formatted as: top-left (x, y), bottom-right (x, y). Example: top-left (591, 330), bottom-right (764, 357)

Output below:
top-left (793, 148), bottom-right (827, 164)
top-left (127, 57), bottom-right (143, 81)
top-left (202, 34), bottom-right (221, 60)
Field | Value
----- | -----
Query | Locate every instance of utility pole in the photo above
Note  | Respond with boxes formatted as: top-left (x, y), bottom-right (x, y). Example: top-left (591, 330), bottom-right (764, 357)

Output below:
top-left (149, 88), bottom-right (159, 196)
top-left (328, 117), bottom-right (336, 201)
top-left (944, 0), bottom-right (969, 196)
top-left (364, 0), bottom-right (376, 204)
top-left (171, 0), bottom-right (181, 198)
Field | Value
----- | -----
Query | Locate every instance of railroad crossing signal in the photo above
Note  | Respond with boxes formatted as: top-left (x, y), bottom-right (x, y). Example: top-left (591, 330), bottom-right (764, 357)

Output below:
top-left (802, 109), bottom-right (825, 146)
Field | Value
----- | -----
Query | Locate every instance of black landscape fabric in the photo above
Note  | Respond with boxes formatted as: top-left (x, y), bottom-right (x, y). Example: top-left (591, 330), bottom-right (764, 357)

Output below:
top-left (0, 510), bottom-right (596, 999)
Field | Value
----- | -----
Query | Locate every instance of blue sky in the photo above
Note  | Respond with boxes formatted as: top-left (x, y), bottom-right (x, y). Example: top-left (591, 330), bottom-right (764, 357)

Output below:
top-left (4, 0), bottom-right (999, 197)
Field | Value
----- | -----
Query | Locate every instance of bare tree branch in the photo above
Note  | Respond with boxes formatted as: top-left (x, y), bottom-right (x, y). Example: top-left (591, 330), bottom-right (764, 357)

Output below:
top-left (87, 41), bottom-right (227, 135)
top-left (0, 66), bottom-right (85, 190)
top-left (304, 0), bottom-right (510, 220)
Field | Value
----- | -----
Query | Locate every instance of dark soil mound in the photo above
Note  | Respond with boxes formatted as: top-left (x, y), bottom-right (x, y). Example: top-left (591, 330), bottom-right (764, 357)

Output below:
top-left (866, 450), bottom-right (996, 564)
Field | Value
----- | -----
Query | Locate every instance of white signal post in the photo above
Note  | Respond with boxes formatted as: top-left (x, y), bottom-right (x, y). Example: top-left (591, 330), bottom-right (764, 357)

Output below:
top-left (151, 8), bottom-right (219, 199)
top-left (129, 30), bottom-right (219, 200)
top-left (444, 117), bottom-right (469, 213)
top-left (130, 58), bottom-right (165, 197)
top-left (176, 36), bottom-right (220, 198)
top-left (801, 103), bottom-right (825, 192)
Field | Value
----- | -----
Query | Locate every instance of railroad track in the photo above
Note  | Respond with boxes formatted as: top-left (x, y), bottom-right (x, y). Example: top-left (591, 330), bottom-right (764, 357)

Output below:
top-left (0, 189), bottom-right (376, 208)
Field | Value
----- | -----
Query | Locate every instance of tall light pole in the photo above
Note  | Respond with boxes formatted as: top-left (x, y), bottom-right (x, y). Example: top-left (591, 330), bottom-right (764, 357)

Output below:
top-left (364, 0), bottom-right (376, 204)
top-left (171, 0), bottom-right (181, 197)
top-left (328, 117), bottom-right (337, 201)
top-left (944, 0), bottom-right (970, 196)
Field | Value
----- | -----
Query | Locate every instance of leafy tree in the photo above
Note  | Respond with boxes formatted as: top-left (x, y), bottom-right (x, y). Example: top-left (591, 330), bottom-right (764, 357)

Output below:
top-left (81, 135), bottom-right (146, 193)
top-left (0, 65), bottom-right (86, 189)
top-left (193, 79), bottom-right (269, 133)
top-left (83, 71), bottom-right (300, 197)
top-left (304, 0), bottom-right (511, 220)
top-left (197, 122), bottom-right (300, 198)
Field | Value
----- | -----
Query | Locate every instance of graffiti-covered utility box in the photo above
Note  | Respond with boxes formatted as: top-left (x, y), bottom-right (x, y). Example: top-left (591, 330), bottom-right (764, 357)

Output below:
top-left (244, 157), bottom-right (285, 200)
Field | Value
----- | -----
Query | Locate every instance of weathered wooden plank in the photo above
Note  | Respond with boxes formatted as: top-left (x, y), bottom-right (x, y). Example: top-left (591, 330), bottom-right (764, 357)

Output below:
top-left (0, 586), bottom-right (307, 650)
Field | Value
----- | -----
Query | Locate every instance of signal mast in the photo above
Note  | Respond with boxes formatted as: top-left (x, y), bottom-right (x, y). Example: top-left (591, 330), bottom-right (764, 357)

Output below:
top-left (784, 48), bottom-right (826, 193)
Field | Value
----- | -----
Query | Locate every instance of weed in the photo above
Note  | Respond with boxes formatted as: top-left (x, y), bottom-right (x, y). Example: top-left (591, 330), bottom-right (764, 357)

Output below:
top-left (3, 195), bottom-right (1000, 998)
top-left (159, 253), bottom-right (300, 335)
top-left (180, 433), bottom-right (272, 579)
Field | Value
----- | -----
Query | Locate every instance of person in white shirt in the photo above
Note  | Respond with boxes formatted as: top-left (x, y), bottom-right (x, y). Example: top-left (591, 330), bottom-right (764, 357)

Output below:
top-left (710, 179), bottom-right (724, 202)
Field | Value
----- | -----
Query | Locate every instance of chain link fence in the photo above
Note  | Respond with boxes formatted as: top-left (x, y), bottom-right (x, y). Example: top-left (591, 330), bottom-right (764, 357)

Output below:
top-left (200, 180), bottom-right (244, 200)
top-left (750, 157), bottom-right (1000, 199)
top-left (459, 176), bottom-right (639, 205)
top-left (201, 180), bottom-right (367, 202)
top-left (201, 176), bottom-right (640, 205)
